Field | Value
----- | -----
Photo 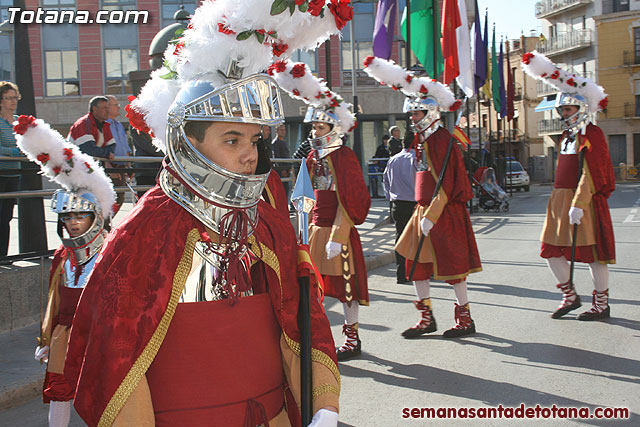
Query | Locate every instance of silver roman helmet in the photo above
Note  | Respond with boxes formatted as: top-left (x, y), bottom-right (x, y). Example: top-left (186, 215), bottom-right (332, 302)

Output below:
top-left (554, 92), bottom-right (590, 137)
top-left (159, 72), bottom-right (284, 238)
top-left (403, 96), bottom-right (441, 137)
top-left (51, 190), bottom-right (106, 265)
top-left (304, 106), bottom-right (344, 159)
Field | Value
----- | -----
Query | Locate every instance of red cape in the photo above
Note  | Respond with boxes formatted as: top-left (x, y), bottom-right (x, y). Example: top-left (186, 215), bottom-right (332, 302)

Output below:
top-left (425, 127), bottom-right (482, 279)
top-left (306, 146), bottom-right (371, 225)
top-left (65, 186), bottom-right (337, 426)
top-left (579, 124), bottom-right (616, 262)
top-left (263, 168), bottom-right (290, 216)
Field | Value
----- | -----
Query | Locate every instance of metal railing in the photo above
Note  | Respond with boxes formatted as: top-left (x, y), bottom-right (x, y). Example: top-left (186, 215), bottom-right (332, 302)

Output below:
top-left (623, 50), bottom-right (640, 66)
top-left (535, 0), bottom-right (592, 18)
top-left (537, 29), bottom-right (593, 56)
top-left (538, 118), bottom-right (564, 134)
top-left (624, 102), bottom-right (640, 118)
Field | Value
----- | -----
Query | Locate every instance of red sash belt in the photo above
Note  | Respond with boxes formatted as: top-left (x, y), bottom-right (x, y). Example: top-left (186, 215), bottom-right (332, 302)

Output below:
top-left (312, 190), bottom-right (338, 227)
top-left (57, 286), bottom-right (83, 326)
top-left (415, 170), bottom-right (436, 207)
top-left (555, 154), bottom-right (579, 189)
top-left (146, 293), bottom-right (285, 426)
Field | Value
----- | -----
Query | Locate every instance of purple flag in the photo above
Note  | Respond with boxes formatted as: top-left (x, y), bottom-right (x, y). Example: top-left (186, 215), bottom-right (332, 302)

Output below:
top-left (499, 39), bottom-right (507, 118)
top-left (473, 2), bottom-right (487, 94)
top-left (373, 0), bottom-right (397, 59)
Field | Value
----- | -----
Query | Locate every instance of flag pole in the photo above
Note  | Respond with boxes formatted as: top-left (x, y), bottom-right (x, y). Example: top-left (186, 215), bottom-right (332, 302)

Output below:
top-left (433, 0), bottom-right (439, 79)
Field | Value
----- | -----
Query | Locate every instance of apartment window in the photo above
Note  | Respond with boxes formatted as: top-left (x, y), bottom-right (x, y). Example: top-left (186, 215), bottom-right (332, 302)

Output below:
top-left (291, 50), bottom-right (317, 73)
top-left (161, 0), bottom-right (196, 27)
top-left (105, 48), bottom-right (138, 94)
top-left (44, 50), bottom-right (79, 96)
top-left (41, 0), bottom-right (76, 6)
top-left (603, 0), bottom-right (630, 14)
top-left (634, 28), bottom-right (640, 64)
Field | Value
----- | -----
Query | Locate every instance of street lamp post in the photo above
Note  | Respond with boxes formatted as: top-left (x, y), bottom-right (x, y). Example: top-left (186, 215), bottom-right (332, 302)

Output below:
top-left (349, 16), bottom-right (363, 168)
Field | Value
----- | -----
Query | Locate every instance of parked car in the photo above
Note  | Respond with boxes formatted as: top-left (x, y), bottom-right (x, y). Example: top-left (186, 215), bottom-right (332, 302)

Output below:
top-left (505, 160), bottom-right (530, 191)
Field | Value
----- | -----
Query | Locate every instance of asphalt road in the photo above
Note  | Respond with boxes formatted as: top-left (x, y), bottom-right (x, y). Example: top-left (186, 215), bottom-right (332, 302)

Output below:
top-left (2, 183), bottom-right (639, 426)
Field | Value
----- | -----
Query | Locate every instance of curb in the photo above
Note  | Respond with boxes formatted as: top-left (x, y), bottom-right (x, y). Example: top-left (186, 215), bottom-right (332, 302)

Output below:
top-left (0, 374), bottom-right (43, 411)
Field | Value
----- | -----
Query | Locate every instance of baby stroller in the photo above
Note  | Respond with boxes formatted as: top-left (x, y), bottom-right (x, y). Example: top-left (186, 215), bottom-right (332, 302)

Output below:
top-left (475, 167), bottom-right (509, 212)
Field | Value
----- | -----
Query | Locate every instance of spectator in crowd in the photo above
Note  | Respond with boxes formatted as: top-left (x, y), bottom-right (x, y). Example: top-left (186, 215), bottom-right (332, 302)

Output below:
top-left (271, 124), bottom-right (291, 196)
top-left (383, 135), bottom-right (417, 284)
top-left (131, 129), bottom-right (162, 200)
top-left (292, 131), bottom-right (312, 160)
top-left (105, 95), bottom-right (131, 210)
top-left (261, 125), bottom-right (273, 158)
top-left (68, 96), bottom-right (115, 162)
top-left (388, 125), bottom-right (403, 156)
top-left (0, 81), bottom-right (21, 258)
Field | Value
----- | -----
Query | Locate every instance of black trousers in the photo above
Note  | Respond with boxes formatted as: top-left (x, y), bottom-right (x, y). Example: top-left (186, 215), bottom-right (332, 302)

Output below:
top-left (391, 200), bottom-right (417, 282)
top-left (0, 176), bottom-right (20, 257)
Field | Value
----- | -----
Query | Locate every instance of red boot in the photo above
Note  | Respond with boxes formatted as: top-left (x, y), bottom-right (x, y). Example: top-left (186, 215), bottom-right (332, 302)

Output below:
top-left (443, 303), bottom-right (476, 338)
top-left (551, 281), bottom-right (581, 319)
top-left (402, 299), bottom-right (437, 339)
top-left (337, 323), bottom-right (361, 361)
top-left (577, 289), bottom-right (610, 321)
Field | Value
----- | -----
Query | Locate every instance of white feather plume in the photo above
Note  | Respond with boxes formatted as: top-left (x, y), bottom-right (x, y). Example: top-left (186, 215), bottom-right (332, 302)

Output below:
top-left (14, 116), bottom-right (116, 218)
top-left (269, 60), bottom-right (356, 133)
top-left (522, 50), bottom-right (607, 113)
top-left (362, 56), bottom-right (461, 111)
top-left (129, 0), bottom-right (350, 151)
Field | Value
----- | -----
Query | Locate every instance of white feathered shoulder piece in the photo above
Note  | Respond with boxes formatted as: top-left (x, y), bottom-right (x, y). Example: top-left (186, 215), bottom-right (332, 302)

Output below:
top-left (127, 0), bottom-right (354, 152)
top-left (13, 115), bottom-right (116, 218)
top-left (522, 50), bottom-right (608, 113)
top-left (268, 60), bottom-right (356, 133)
top-left (362, 56), bottom-right (461, 112)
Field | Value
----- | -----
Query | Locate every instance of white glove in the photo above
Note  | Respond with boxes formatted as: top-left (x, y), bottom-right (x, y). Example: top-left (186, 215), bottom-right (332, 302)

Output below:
top-left (34, 345), bottom-right (49, 363)
top-left (568, 207), bottom-right (584, 225)
top-left (309, 409), bottom-right (339, 427)
top-left (420, 217), bottom-right (434, 236)
top-left (325, 241), bottom-right (342, 260)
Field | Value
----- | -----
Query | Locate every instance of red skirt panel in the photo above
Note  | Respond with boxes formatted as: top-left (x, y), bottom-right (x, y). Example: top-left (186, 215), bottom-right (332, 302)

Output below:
top-left (540, 243), bottom-right (597, 264)
top-left (145, 293), bottom-right (286, 427)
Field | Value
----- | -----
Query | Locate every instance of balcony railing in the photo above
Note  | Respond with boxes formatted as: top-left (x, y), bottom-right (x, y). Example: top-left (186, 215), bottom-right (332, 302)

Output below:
top-left (537, 29), bottom-right (593, 56)
top-left (538, 118), bottom-right (564, 135)
top-left (624, 102), bottom-right (640, 118)
top-left (623, 50), bottom-right (640, 66)
top-left (535, 0), bottom-right (592, 18)
top-left (536, 71), bottom-right (592, 97)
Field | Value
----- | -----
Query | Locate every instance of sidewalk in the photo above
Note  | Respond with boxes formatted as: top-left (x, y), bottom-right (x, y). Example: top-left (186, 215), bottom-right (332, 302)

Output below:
top-left (0, 197), bottom-right (397, 410)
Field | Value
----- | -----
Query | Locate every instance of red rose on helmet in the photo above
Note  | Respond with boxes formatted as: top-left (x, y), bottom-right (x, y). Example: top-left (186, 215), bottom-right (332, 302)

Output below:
top-left (419, 85), bottom-right (429, 94)
top-left (63, 148), bottom-right (73, 161)
top-left (550, 70), bottom-right (560, 79)
top-left (308, 0), bottom-right (325, 16)
top-left (328, 0), bottom-right (353, 30)
top-left (599, 97), bottom-right (608, 110)
top-left (449, 100), bottom-right (462, 112)
top-left (53, 166), bottom-right (62, 175)
top-left (291, 63), bottom-right (306, 78)
top-left (13, 115), bottom-right (37, 135)
top-left (37, 153), bottom-right (50, 164)
top-left (173, 41), bottom-right (184, 56)
top-left (272, 42), bottom-right (288, 57)
top-left (292, 89), bottom-right (301, 96)
top-left (217, 23), bottom-right (235, 35)
top-left (363, 56), bottom-right (375, 68)
top-left (85, 162), bottom-right (94, 173)
top-left (405, 75), bottom-right (414, 83)
top-left (522, 52), bottom-right (534, 65)
top-left (125, 98), bottom-right (151, 135)
top-left (295, 0), bottom-right (305, 5)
